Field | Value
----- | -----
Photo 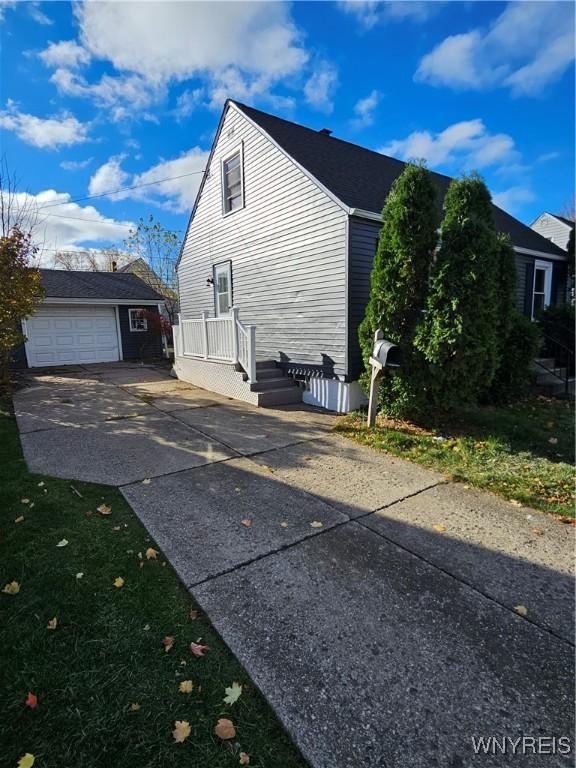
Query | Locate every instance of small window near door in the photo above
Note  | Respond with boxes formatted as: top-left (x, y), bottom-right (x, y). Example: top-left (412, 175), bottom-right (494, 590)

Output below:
top-left (532, 261), bottom-right (553, 319)
top-left (222, 149), bottom-right (243, 215)
top-left (129, 308), bottom-right (147, 332)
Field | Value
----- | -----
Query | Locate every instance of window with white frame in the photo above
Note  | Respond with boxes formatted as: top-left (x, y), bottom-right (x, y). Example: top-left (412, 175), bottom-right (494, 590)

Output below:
top-left (222, 149), bottom-right (243, 214)
top-left (532, 261), bottom-right (553, 319)
top-left (129, 308), bottom-right (147, 332)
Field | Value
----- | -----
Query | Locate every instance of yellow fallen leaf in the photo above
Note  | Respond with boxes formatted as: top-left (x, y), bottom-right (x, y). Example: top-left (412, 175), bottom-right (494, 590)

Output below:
top-left (97, 504), bottom-right (112, 515)
top-left (260, 465), bottom-right (274, 473)
top-left (214, 718), bottom-right (236, 740)
top-left (514, 604), bottom-right (528, 617)
top-left (241, 518), bottom-right (252, 528)
top-left (3, 581), bottom-right (20, 595)
top-left (531, 528), bottom-right (544, 536)
top-left (47, 617), bottom-right (58, 630)
top-left (18, 754), bottom-right (35, 768)
top-left (239, 753), bottom-right (250, 765)
top-left (15, 516), bottom-right (24, 524)
top-left (56, 538), bottom-right (69, 547)
top-left (432, 524), bottom-right (447, 533)
top-left (179, 680), bottom-right (193, 693)
top-left (172, 720), bottom-right (191, 743)
top-left (21, 498), bottom-right (30, 504)
top-left (113, 577), bottom-right (125, 588)
top-left (310, 521), bottom-right (323, 528)
top-left (510, 499), bottom-right (522, 507)
top-left (163, 635), bottom-right (175, 652)
top-left (142, 478), bottom-right (151, 485)
top-left (223, 682), bottom-right (243, 705)
top-left (145, 547), bottom-right (159, 559)
top-left (130, 702), bottom-right (141, 711)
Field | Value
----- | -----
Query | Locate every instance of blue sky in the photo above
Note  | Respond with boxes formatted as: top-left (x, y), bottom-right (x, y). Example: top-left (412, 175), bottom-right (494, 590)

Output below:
top-left (1, 0), bottom-right (574, 263)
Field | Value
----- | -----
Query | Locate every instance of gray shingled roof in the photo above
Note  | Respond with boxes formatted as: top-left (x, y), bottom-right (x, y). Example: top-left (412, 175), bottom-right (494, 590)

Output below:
top-left (39, 269), bottom-right (165, 301)
top-left (234, 102), bottom-right (566, 257)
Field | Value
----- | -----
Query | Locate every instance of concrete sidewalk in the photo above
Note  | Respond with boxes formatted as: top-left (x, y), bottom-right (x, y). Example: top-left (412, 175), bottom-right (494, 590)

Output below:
top-left (15, 363), bottom-right (575, 768)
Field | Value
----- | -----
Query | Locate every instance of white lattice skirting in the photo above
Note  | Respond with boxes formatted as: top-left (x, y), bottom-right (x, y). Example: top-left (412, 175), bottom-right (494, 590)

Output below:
top-left (174, 355), bottom-right (260, 405)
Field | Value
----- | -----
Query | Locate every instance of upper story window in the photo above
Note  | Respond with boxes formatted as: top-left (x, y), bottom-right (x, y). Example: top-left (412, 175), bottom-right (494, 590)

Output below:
top-left (222, 149), bottom-right (243, 215)
top-left (129, 308), bottom-right (147, 332)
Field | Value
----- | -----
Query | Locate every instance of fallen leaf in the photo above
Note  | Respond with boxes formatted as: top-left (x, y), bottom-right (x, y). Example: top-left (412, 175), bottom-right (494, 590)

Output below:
top-left (47, 617), bottom-right (57, 630)
top-left (223, 682), bottom-right (243, 705)
top-left (97, 503), bottom-right (112, 515)
top-left (3, 581), bottom-right (20, 595)
top-left (172, 720), bottom-right (191, 743)
top-left (432, 524), bottom-right (447, 533)
top-left (21, 498), bottom-right (30, 504)
top-left (548, 437), bottom-right (558, 445)
top-left (179, 680), bottom-right (193, 693)
top-left (15, 516), bottom-right (24, 524)
top-left (145, 547), bottom-right (159, 560)
top-left (56, 539), bottom-right (69, 547)
top-left (514, 604), bottom-right (528, 617)
top-left (239, 753), bottom-right (250, 765)
top-left (163, 636), bottom-right (175, 653)
top-left (29, 503), bottom-right (34, 509)
top-left (214, 718), bottom-right (236, 740)
top-left (531, 528), bottom-right (544, 536)
top-left (142, 478), bottom-right (151, 485)
top-left (310, 521), bottom-right (323, 528)
top-left (190, 641), bottom-right (209, 657)
top-left (143, 624), bottom-right (150, 631)
top-left (17, 755), bottom-right (35, 768)
top-left (85, 510), bottom-right (93, 517)
top-left (510, 499), bottom-right (522, 507)
top-left (76, 572), bottom-right (84, 579)
top-left (280, 522), bottom-right (289, 528)
top-left (189, 609), bottom-right (198, 621)
top-left (37, 482), bottom-right (45, 487)
top-left (241, 518), bottom-right (252, 528)
top-left (130, 702), bottom-right (141, 711)
top-left (112, 525), bottom-right (121, 531)
top-left (25, 692), bottom-right (38, 709)
top-left (113, 577), bottom-right (125, 589)
top-left (261, 465), bottom-right (274, 473)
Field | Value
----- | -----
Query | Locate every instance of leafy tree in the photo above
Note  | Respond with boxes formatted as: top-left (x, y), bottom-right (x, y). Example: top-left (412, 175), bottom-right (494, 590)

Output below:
top-left (487, 311), bottom-right (541, 403)
top-left (358, 162), bottom-right (439, 415)
top-left (0, 228), bottom-right (44, 384)
top-left (415, 173), bottom-right (500, 409)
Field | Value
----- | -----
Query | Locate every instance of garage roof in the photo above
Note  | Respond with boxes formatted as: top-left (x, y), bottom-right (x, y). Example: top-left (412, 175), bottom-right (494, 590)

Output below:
top-left (39, 269), bottom-right (165, 302)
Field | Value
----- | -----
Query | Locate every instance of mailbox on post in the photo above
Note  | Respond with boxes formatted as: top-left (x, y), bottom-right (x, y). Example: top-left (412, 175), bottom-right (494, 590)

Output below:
top-left (367, 330), bottom-right (401, 427)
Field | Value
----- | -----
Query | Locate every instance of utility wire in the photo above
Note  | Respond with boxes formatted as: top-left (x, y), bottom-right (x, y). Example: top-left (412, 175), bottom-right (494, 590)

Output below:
top-left (37, 169), bottom-right (206, 211)
top-left (37, 210), bottom-right (187, 232)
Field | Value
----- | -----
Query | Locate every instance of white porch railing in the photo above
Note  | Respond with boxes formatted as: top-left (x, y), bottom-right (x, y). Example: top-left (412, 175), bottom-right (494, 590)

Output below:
top-left (174, 307), bottom-right (256, 382)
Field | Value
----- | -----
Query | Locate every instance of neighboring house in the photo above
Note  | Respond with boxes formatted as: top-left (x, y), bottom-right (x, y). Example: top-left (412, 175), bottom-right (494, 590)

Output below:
top-left (117, 258), bottom-right (179, 323)
top-left (174, 100), bottom-right (568, 412)
top-left (530, 212), bottom-right (574, 252)
top-left (15, 269), bottom-right (165, 368)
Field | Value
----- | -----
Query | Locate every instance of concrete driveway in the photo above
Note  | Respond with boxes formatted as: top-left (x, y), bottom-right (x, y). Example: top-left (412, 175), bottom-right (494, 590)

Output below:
top-left (14, 363), bottom-right (575, 768)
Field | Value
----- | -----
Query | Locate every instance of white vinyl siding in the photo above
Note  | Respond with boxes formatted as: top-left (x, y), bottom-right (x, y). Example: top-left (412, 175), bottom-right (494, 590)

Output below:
top-left (221, 149), bottom-right (243, 214)
top-left (531, 214), bottom-right (572, 251)
top-left (178, 105), bottom-right (348, 377)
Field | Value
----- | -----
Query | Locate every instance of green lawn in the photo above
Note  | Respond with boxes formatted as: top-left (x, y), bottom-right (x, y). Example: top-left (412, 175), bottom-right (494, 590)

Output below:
top-left (0, 396), bottom-right (306, 768)
top-left (336, 398), bottom-right (575, 518)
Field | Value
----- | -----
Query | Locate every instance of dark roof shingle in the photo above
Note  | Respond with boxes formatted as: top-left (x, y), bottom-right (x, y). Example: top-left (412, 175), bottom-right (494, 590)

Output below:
top-left (234, 102), bottom-right (566, 257)
top-left (39, 269), bottom-right (165, 301)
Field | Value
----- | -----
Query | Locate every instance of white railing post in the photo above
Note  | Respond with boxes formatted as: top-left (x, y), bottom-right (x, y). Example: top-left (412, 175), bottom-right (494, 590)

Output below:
top-left (248, 325), bottom-right (257, 383)
top-left (231, 306), bottom-right (239, 364)
top-left (201, 311), bottom-right (209, 359)
top-left (176, 313), bottom-right (182, 357)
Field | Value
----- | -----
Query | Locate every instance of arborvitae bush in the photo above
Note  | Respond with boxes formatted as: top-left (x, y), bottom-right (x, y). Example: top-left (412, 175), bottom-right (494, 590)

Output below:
top-left (415, 173), bottom-right (500, 409)
top-left (488, 310), bottom-right (541, 403)
top-left (358, 162), bottom-right (438, 416)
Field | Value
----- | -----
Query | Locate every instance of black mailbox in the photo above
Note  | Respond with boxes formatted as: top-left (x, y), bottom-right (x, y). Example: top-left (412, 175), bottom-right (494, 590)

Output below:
top-left (370, 339), bottom-right (401, 370)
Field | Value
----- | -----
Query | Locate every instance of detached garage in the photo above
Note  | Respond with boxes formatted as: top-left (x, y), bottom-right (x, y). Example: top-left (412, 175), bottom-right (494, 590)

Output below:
top-left (19, 270), bottom-right (166, 368)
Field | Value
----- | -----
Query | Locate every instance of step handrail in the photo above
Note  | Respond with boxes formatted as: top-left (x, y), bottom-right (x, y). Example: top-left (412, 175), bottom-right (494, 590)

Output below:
top-left (534, 332), bottom-right (575, 396)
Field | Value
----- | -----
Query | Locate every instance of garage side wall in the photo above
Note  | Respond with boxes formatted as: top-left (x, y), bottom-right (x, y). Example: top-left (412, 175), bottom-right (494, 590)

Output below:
top-left (118, 306), bottom-right (163, 360)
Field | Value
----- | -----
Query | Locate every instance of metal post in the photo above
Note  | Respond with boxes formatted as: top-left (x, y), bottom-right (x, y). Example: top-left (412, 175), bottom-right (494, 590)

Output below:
top-left (231, 306), bottom-right (239, 364)
top-left (248, 325), bottom-right (257, 383)
top-left (367, 329), bottom-right (384, 428)
top-left (201, 311), bottom-right (209, 359)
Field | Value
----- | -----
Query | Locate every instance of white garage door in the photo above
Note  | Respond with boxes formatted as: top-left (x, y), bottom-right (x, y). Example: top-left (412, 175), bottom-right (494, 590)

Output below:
top-left (26, 305), bottom-right (120, 367)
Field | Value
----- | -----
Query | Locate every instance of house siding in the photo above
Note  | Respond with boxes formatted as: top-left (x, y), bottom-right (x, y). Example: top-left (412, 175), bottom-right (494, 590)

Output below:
top-left (348, 217), bottom-right (380, 381)
top-left (531, 214), bottom-right (572, 251)
top-left (118, 306), bottom-right (163, 359)
top-left (177, 105), bottom-right (349, 378)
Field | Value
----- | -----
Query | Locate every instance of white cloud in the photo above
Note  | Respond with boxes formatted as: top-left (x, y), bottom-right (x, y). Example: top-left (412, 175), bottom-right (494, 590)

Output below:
top-left (88, 155), bottom-right (130, 200)
top-left (379, 119), bottom-right (518, 170)
top-left (12, 189), bottom-right (134, 258)
top-left (351, 89), bottom-right (381, 128)
top-left (416, 2), bottom-right (575, 96)
top-left (174, 88), bottom-right (205, 120)
top-left (0, 101), bottom-right (89, 149)
top-left (0, 1), bottom-right (16, 23)
top-left (88, 148), bottom-right (209, 213)
top-left (492, 186), bottom-right (536, 215)
top-left (304, 61), bottom-right (338, 113)
top-left (29, 3), bottom-right (53, 25)
top-left (60, 157), bottom-right (93, 171)
top-left (39, 40), bottom-right (90, 69)
top-left (338, 1), bottom-right (443, 29)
